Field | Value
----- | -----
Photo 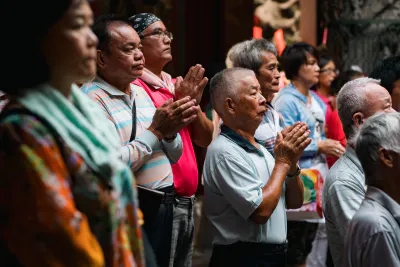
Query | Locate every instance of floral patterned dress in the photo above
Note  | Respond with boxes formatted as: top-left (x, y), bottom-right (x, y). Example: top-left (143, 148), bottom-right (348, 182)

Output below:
top-left (0, 106), bottom-right (144, 267)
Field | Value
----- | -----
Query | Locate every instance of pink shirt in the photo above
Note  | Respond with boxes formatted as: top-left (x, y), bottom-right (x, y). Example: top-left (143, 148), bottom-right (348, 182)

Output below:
top-left (133, 78), bottom-right (198, 197)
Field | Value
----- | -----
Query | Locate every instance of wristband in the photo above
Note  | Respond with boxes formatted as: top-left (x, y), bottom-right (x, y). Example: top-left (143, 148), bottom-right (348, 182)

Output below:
top-left (164, 134), bottom-right (177, 143)
top-left (286, 165), bottom-right (301, 180)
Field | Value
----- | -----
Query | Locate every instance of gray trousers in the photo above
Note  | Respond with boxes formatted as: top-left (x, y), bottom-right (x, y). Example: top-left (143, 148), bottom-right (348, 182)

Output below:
top-left (169, 196), bottom-right (195, 267)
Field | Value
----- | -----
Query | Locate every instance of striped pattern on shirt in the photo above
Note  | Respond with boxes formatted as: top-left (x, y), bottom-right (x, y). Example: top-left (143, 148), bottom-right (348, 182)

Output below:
top-left (254, 103), bottom-right (284, 155)
top-left (81, 79), bottom-right (174, 189)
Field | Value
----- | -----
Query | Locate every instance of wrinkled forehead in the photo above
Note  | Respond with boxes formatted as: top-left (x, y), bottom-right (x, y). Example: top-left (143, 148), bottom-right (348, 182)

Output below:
top-left (366, 83), bottom-right (392, 102)
top-left (237, 74), bottom-right (260, 93)
top-left (109, 23), bottom-right (139, 40)
top-left (260, 50), bottom-right (278, 64)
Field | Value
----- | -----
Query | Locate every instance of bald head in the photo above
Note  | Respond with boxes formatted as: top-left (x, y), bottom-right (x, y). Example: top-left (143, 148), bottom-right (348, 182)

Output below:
top-left (210, 68), bottom-right (255, 117)
top-left (337, 77), bottom-right (393, 142)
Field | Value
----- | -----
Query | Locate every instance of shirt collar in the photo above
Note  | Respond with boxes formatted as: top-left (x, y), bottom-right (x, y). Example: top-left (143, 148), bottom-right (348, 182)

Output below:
top-left (344, 145), bottom-right (364, 173)
top-left (281, 83), bottom-right (321, 105)
top-left (93, 76), bottom-right (129, 96)
top-left (284, 83), bottom-right (308, 103)
top-left (220, 125), bottom-right (264, 156)
top-left (365, 186), bottom-right (400, 225)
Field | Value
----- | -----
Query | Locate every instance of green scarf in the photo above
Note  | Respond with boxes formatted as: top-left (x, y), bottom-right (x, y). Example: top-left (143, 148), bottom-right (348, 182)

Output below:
top-left (17, 83), bottom-right (144, 265)
top-left (17, 83), bottom-right (126, 181)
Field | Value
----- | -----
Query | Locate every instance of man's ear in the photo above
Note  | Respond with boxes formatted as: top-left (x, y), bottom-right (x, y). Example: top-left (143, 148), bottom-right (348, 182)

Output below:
top-left (379, 148), bottom-right (394, 168)
top-left (353, 112), bottom-right (365, 129)
top-left (96, 50), bottom-right (106, 69)
top-left (225, 97), bottom-right (236, 115)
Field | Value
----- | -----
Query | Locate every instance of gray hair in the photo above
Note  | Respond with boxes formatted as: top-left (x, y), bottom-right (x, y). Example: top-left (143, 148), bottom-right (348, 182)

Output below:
top-left (355, 112), bottom-right (400, 185)
top-left (210, 67), bottom-right (255, 117)
top-left (228, 38), bottom-right (278, 74)
top-left (336, 77), bottom-right (381, 141)
top-left (225, 42), bottom-right (246, 69)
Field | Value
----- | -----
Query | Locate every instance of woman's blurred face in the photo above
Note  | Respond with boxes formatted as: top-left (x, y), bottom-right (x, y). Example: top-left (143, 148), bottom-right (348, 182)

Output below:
top-left (296, 53), bottom-right (320, 87)
top-left (392, 80), bottom-right (400, 112)
top-left (41, 0), bottom-right (98, 84)
top-left (319, 60), bottom-right (337, 89)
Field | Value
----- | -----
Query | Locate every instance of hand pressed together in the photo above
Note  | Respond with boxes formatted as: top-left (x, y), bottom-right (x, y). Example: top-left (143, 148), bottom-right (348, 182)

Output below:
top-left (148, 96), bottom-right (198, 140)
top-left (274, 122), bottom-right (312, 166)
top-left (175, 64), bottom-right (208, 105)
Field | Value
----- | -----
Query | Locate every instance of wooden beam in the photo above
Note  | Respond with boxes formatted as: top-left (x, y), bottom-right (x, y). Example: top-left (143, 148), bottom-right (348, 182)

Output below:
top-left (300, 0), bottom-right (317, 46)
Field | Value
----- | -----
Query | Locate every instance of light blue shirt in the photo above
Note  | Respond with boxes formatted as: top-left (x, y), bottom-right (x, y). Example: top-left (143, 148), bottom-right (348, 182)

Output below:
top-left (203, 126), bottom-right (287, 245)
top-left (272, 83), bottom-right (327, 169)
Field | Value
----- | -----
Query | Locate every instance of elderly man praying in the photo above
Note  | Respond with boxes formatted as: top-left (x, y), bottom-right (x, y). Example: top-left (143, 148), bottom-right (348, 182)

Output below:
top-left (344, 112), bottom-right (400, 267)
top-left (323, 77), bottom-right (395, 267)
top-left (204, 67), bottom-right (311, 266)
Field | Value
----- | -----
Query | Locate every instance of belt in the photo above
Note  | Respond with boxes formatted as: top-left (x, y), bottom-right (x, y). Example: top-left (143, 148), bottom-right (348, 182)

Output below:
top-left (158, 185), bottom-right (195, 205)
top-left (157, 185), bottom-right (175, 204)
top-left (137, 185), bottom-right (195, 205)
top-left (175, 194), bottom-right (195, 205)
top-left (214, 240), bottom-right (288, 253)
top-left (136, 185), bottom-right (174, 204)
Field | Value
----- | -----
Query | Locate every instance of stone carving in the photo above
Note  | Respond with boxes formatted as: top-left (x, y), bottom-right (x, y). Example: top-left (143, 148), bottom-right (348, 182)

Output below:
top-left (254, 0), bottom-right (301, 43)
top-left (321, 0), bottom-right (400, 73)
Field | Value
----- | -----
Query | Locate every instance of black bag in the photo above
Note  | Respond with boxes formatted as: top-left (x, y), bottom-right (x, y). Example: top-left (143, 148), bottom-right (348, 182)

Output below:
top-left (130, 99), bottom-right (168, 213)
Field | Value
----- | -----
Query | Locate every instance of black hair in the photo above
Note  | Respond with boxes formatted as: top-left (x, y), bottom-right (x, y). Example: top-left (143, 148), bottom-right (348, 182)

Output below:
top-left (92, 14), bottom-right (131, 54)
top-left (316, 46), bottom-right (333, 69)
top-left (369, 56), bottom-right (400, 95)
top-left (279, 42), bottom-right (319, 80)
top-left (2, 0), bottom-right (72, 94)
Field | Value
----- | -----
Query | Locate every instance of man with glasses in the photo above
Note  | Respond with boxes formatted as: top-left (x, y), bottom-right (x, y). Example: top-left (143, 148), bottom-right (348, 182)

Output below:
top-left (129, 13), bottom-right (214, 267)
top-left (82, 14), bottom-right (204, 267)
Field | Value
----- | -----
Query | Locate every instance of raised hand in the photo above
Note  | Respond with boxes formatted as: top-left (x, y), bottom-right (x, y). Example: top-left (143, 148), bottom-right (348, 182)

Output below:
top-left (318, 139), bottom-right (346, 158)
top-left (175, 64), bottom-right (208, 105)
top-left (148, 96), bottom-right (199, 140)
top-left (274, 122), bottom-right (312, 166)
top-left (281, 121), bottom-right (301, 138)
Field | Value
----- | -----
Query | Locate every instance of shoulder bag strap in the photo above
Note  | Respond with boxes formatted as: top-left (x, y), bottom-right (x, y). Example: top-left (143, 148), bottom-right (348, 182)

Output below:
top-left (130, 100), bottom-right (136, 142)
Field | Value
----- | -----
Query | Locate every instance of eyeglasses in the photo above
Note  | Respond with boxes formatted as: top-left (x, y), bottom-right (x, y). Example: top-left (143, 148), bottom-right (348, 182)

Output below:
top-left (139, 30), bottom-right (173, 41)
top-left (320, 68), bottom-right (339, 75)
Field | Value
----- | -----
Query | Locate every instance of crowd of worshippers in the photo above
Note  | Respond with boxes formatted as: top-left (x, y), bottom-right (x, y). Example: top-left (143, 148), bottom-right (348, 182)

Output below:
top-left (0, 0), bottom-right (400, 267)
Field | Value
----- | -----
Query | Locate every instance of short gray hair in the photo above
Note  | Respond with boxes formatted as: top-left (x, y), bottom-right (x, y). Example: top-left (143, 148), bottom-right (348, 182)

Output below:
top-left (336, 77), bottom-right (381, 141)
top-left (355, 112), bottom-right (400, 185)
top-left (210, 67), bottom-right (255, 117)
top-left (227, 38), bottom-right (277, 74)
top-left (225, 42), bottom-right (245, 69)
